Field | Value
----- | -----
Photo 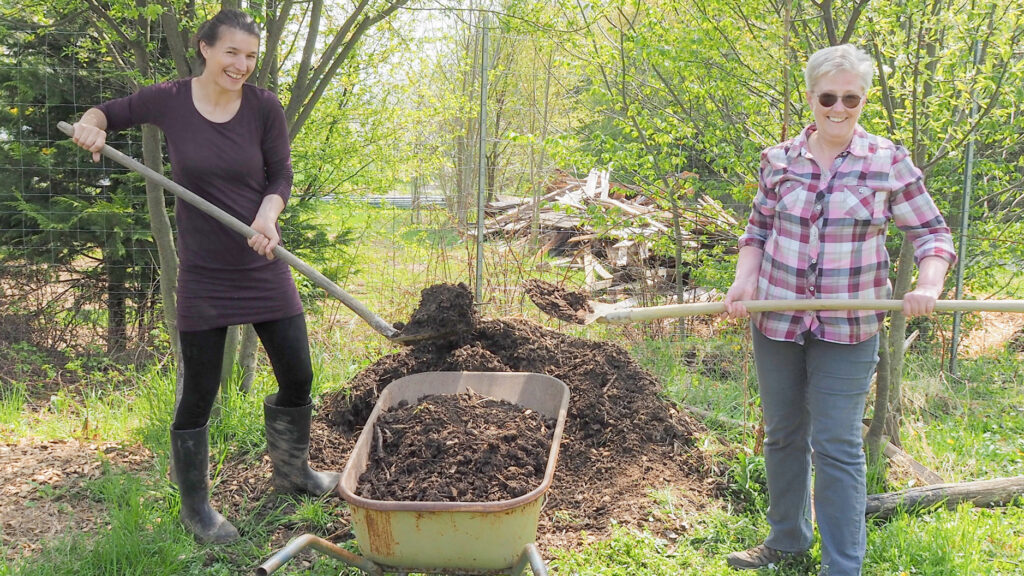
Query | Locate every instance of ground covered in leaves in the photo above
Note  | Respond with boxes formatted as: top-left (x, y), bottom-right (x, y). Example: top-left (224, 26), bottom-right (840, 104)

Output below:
top-left (0, 439), bottom-right (151, 561)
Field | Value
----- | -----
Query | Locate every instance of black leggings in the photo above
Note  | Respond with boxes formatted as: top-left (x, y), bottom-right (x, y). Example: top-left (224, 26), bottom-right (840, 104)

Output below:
top-left (172, 314), bottom-right (313, 430)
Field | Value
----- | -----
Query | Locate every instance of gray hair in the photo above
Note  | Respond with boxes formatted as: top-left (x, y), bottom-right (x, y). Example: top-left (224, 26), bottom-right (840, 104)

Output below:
top-left (804, 44), bottom-right (874, 93)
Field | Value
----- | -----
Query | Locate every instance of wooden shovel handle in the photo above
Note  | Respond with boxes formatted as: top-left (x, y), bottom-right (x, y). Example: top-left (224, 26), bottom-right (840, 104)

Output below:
top-left (57, 121), bottom-right (400, 339)
top-left (600, 299), bottom-right (1024, 323)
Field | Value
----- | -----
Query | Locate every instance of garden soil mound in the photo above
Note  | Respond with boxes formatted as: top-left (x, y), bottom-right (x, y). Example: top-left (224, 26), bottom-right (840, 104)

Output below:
top-left (311, 283), bottom-right (722, 547)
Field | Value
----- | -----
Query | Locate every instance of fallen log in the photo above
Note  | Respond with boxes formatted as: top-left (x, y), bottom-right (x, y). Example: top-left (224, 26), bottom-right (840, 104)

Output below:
top-left (865, 475), bottom-right (1024, 520)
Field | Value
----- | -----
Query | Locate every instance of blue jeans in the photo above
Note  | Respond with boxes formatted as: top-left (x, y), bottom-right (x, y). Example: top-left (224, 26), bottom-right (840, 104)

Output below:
top-left (752, 325), bottom-right (879, 576)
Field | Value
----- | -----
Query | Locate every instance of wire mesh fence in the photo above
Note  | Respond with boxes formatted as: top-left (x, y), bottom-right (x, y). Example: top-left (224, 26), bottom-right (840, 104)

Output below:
top-left (1, 27), bottom-right (166, 359)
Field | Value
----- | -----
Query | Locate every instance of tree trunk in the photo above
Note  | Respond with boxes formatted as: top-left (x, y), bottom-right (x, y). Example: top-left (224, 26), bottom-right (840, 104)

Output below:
top-left (885, 237), bottom-right (917, 446)
top-left (238, 324), bottom-right (259, 394)
top-left (866, 476), bottom-right (1024, 520)
top-left (221, 324), bottom-right (240, 386)
top-left (529, 50), bottom-right (553, 252)
top-left (105, 251), bottom-right (127, 356)
top-left (865, 322), bottom-right (891, 467)
top-left (141, 125), bottom-right (181, 371)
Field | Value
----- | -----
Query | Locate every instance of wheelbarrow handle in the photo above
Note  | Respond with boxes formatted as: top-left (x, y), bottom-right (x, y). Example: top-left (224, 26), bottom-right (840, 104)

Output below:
top-left (57, 121), bottom-right (399, 339)
top-left (600, 298), bottom-right (1024, 323)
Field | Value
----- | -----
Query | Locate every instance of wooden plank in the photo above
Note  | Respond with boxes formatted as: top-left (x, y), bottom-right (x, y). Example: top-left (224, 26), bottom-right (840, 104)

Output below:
top-left (536, 211), bottom-right (584, 229)
top-left (490, 187), bottom-right (569, 225)
top-left (594, 197), bottom-right (670, 232)
top-left (583, 253), bottom-right (614, 282)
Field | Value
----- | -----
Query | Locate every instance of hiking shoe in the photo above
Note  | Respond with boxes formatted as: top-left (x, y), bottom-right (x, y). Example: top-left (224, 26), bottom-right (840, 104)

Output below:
top-left (726, 544), bottom-right (792, 570)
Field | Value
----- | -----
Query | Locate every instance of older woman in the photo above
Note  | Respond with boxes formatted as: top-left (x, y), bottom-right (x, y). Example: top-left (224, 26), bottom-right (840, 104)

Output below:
top-left (722, 44), bottom-right (956, 575)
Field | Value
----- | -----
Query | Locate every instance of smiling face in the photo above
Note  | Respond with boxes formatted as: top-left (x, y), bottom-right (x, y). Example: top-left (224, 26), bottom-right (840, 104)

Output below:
top-left (199, 27), bottom-right (260, 92)
top-left (807, 70), bottom-right (865, 147)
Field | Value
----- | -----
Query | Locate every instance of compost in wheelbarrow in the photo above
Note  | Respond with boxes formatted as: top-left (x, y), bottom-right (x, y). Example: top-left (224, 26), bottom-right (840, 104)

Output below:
top-left (341, 371), bottom-right (569, 573)
top-left (356, 389), bottom-right (556, 503)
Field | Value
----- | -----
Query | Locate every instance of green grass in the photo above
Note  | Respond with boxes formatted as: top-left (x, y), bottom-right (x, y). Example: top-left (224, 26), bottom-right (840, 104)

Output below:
top-left (899, 350), bottom-right (1024, 482)
top-left (0, 381), bottom-right (28, 431)
top-left (631, 332), bottom-right (760, 444)
top-left (547, 501), bottom-right (1024, 575)
top-left (0, 368), bottom-right (147, 443)
top-left (867, 500), bottom-right (1024, 575)
top-left (550, 512), bottom-right (820, 575)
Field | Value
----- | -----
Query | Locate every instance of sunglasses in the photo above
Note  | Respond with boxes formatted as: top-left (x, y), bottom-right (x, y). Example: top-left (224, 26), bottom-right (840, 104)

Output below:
top-left (816, 92), bottom-right (863, 108)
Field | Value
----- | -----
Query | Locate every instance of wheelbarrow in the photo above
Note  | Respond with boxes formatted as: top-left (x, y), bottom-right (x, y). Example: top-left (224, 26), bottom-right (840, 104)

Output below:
top-left (256, 371), bottom-right (571, 576)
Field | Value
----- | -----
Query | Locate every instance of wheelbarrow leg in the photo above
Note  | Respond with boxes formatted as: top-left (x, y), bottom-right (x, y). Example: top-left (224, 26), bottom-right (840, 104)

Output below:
top-left (255, 533), bottom-right (384, 575)
top-left (510, 543), bottom-right (547, 576)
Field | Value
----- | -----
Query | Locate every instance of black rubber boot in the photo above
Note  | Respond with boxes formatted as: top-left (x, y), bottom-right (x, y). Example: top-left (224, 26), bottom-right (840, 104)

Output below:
top-left (264, 394), bottom-right (341, 496)
top-left (170, 425), bottom-right (240, 544)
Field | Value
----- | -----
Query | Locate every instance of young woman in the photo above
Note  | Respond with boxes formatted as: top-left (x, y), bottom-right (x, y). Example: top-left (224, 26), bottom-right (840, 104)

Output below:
top-left (72, 9), bottom-right (339, 544)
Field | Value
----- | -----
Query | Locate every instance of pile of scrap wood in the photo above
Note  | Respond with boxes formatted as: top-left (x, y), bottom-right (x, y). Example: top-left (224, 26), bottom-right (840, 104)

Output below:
top-left (483, 168), bottom-right (740, 293)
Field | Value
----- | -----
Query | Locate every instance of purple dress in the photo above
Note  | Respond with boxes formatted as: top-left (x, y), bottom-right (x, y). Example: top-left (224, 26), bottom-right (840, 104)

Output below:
top-left (99, 79), bottom-right (303, 331)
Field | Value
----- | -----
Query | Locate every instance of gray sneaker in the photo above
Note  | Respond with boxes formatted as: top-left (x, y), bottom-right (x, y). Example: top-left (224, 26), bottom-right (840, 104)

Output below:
top-left (726, 544), bottom-right (791, 570)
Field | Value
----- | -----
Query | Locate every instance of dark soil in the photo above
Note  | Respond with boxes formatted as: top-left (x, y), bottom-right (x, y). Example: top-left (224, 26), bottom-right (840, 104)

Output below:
top-left (523, 279), bottom-right (592, 324)
top-left (357, 391), bottom-right (555, 502)
top-left (1009, 327), bottom-right (1024, 353)
top-left (393, 282), bottom-right (477, 342)
top-left (313, 282), bottom-right (723, 547)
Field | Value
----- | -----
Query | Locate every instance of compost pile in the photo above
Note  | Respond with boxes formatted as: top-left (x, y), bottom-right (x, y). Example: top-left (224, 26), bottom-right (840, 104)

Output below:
top-left (313, 282), bottom-right (718, 542)
top-left (357, 391), bottom-right (555, 502)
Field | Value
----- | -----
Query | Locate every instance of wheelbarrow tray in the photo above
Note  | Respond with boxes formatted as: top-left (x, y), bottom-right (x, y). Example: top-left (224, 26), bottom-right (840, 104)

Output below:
top-left (338, 371), bottom-right (570, 574)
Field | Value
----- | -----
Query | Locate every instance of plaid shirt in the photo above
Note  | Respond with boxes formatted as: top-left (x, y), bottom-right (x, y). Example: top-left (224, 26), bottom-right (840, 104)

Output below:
top-left (738, 124), bottom-right (957, 344)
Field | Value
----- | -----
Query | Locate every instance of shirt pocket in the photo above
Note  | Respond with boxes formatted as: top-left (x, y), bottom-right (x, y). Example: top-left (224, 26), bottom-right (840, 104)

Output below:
top-left (776, 181), bottom-right (814, 220)
top-left (835, 185), bottom-right (886, 222)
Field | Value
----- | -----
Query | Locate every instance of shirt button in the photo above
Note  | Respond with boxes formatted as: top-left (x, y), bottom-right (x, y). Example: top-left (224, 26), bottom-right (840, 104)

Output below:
top-left (809, 286), bottom-right (815, 292)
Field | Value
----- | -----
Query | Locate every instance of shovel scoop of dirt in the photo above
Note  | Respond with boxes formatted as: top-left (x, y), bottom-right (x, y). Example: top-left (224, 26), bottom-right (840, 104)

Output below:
top-left (523, 279), bottom-right (592, 324)
top-left (393, 282), bottom-right (477, 342)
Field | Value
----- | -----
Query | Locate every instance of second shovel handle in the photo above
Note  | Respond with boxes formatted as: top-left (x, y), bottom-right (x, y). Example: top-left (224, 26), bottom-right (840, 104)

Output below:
top-left (601, 299), bottom-right (1024, 323)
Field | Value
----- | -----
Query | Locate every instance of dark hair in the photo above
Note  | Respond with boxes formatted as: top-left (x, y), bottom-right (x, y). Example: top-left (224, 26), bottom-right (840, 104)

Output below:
top-left (193, 9), bottom-right (260, 65)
